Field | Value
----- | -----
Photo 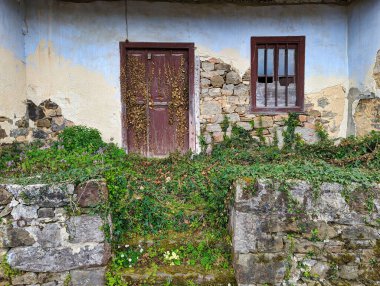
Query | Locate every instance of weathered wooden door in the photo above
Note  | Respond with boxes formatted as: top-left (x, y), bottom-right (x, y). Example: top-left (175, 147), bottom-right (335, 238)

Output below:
top-left (122, 47), bottom-right (191, 157)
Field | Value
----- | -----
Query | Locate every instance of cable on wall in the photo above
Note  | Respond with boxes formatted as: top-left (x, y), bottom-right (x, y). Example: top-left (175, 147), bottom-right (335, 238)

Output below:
top-left (125, 0), bottom-right (129, 41)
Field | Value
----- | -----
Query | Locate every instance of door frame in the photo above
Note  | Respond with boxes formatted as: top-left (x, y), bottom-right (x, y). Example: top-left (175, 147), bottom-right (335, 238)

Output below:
top-left (119, 41), bottom-right (196, 154)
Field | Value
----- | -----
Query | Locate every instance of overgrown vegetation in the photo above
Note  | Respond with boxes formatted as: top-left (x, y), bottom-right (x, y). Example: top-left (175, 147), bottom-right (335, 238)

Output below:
top-left (0, 113), bottom-right (379, 285)
top-left (0, 255), bottom-right (20, 285)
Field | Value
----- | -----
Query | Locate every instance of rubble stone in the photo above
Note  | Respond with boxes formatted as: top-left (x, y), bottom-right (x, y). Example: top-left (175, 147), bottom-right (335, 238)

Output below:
top-left (67, 215), bottom-right (104, 243)
top-left (226, 71), bottom-right (241, 84)
top-left (70, 268), bottom-right (106, 286)
top-left (75, 180), bottom-right (107, 208)
top-left (210, 75), bottom-right (224, 88)
top-left (1, 181), bottom-right (110, 283)
top-left (231, 179), bottom-right (380, 285)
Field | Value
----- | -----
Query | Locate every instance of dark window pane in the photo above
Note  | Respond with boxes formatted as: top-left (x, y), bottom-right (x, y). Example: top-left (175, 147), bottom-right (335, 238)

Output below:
top-left (258, 48), bottom-right (265, 76)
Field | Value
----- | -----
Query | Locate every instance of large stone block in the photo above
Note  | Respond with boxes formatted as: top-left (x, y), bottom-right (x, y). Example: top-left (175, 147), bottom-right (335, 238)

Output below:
top-left (234, 253), bottom-right (286, 284)
top-left (67, 215), bottom-right (104, 243)
top-left (11, 204), bottom-right (38, 220)
top-left (7, 244), bottom-right (111, 272)
top-left (226, 71), bottom-right (241, 85)
top-left (295, 126), bottom-right (318, 144)
top-left (201, 102), bottom-right (221, 115)
top-left (1, 227), bottom-right (35, 248)
top-left (70, 267), bottom-right (106, 286)
top-left (210, 75), bottom-right (224, 88)
top-left (208, 88), bottom-right (222, 97)
top-left (11, 272), bottom-right (38, 285)
top-left (75, 180), bottom-right (107, 208)
top-left (215, 62), bottom-right (231, 72)
top-left (16, 184), bottom-right (74, 207)
top-left (221, 84), bottom-right (234, 96)
top-left (253, 116), bottom-right (274, 128)
top-left (233, 84), bottom-right (249, 97)
top-left (226, 113), bottom-right (240, 123)
top-left (341, 225), bottom-right (379, 240)
top-left (37, 272), bottom-right (69, 284)
top-left (32, 223), bottom-right (68, 248)
top-left (205, 124), bottom-right (222, 133)
top-left (201, 71), bottom-right (218, 79)
top-left (38, 208), bottom-right (55, 218)
top-left (0, 188), bottom-right (12, 205)
top-left (201, 62), bottom-right (214, 72)
top-left (200, 78), bottom-right (210, 88)
top-left (236, 122), bottom-right (252, 131)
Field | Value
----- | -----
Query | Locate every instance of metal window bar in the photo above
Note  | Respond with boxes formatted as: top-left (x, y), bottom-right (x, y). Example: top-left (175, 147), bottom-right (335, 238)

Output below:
top-left (264, 45), bottom-right (268, 107)
top-left (285, 44), bottom-right (288, 107)
top-left (274, 44), bottom-right (278, 107)
top-left (294, 48), bottom-right (298, 106)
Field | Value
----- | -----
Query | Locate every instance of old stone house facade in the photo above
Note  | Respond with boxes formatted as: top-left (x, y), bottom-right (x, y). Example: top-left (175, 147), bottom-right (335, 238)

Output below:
top-left (0, 0), bottom-right (379, 156)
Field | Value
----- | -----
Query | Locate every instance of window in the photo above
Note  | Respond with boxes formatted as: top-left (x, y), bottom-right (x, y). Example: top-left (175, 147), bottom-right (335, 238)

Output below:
top-left (251, 36), bottom-right (305, 112)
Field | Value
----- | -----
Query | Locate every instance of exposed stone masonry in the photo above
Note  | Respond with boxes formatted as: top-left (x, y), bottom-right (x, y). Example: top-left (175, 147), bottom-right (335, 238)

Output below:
top-left (231, 179), bottom-right (380, 285)
top-left (0, 180), bottom-right (110, 286)
top-left (0, 99), bottom-right (74, 144)
top-left (200, 58), bottom-right (324, 151)
top-left (354, 98), bottom-right (380, 137)
top-left (374, 50), bottom-right (380, 89)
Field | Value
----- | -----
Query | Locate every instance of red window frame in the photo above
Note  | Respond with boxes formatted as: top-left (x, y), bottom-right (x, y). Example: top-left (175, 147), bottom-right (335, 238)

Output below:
top-left (251, 36), bottom-right (305, 113)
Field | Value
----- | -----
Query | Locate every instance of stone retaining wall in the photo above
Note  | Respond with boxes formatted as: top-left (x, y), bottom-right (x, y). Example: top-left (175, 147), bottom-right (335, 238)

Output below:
top-left (0, 180), bottom-right (110, 286)
top-left (230, 179), bottom-right (380, 285)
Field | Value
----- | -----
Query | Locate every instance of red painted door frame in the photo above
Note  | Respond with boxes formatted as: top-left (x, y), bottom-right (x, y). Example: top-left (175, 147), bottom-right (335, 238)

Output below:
top-left (119, 41), bottom-right (196, 155)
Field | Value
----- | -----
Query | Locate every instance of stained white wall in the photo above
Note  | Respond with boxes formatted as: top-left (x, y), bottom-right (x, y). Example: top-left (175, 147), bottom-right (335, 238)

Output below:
top-left (348, 0), bottom-right (380, 94)
top-left (0, 0), bottom-right (26, 124)
top-left (21, 0), bottom-right (350, 144)
top-left (128, 1), bottom-right (349, 94)
top-left (25, 0), bottom-right (126, 143)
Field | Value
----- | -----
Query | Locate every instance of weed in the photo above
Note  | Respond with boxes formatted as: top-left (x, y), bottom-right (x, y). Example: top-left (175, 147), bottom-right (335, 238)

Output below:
top-left (0, 122), bottom-right (380, 285)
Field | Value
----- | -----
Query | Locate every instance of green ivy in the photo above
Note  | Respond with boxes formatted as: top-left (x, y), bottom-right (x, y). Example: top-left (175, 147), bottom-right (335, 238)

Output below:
top-left (0, 123), bottom-right (379, 285)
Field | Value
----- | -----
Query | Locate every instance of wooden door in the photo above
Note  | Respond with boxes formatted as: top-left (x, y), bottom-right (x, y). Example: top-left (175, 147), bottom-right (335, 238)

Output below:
top-left (122, 48), bottom-right (190, 157)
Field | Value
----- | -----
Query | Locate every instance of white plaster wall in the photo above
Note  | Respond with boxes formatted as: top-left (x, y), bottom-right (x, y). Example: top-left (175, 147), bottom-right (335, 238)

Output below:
top-left (22, 0), bottom-right (350, 145)
top-left (25, 0), bottom-right (127, 144)
top-left (348, 0), bottom-right (380, 94)
top-left (128, 1), bottom-right (349, 94)
top-left (0, 0), bottom-right (26, 125)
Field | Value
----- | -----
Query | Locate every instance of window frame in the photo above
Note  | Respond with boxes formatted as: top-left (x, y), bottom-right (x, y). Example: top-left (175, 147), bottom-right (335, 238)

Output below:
top-left (251, 36), bottom-right (305, 113)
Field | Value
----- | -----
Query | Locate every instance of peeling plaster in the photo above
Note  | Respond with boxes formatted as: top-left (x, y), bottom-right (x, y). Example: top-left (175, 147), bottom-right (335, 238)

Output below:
top-left (1, 0), bottom-right (378, 145)
top-left (374, 50), bottom-right (380, 89)
top-left (26, 41), bottom-right (121, 144)
top-left (354, 98), bottom-right (380, 137)
top-left (197, 45), bottom-right (249, 76)
top-left (306, 85), bottom-right (346, 138)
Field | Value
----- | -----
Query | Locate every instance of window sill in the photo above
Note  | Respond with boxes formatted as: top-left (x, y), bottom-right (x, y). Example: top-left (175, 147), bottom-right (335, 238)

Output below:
top-left (250, 107), bottom-right (305, 115)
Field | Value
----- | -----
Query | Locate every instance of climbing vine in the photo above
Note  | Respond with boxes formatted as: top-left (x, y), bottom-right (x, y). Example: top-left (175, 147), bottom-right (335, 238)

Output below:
top-left (1, 120), bottom-right (380, 285)
top-left (165, 56), bottom-right (189, 149)
top-left (121, 54), bottom-right (189, 152)
top-left (122, 56), bottom-right (149, 152)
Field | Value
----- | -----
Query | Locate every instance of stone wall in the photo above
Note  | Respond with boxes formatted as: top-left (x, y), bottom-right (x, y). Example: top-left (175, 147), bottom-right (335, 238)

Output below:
top-left (199, 58), bottom-right (333, 151)
top-left (0, 99), bottom-right (74, 144)
top-left (0, 180), bottom-right (110, 286)
top-left (230, 179), bottom-right (380, 285)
